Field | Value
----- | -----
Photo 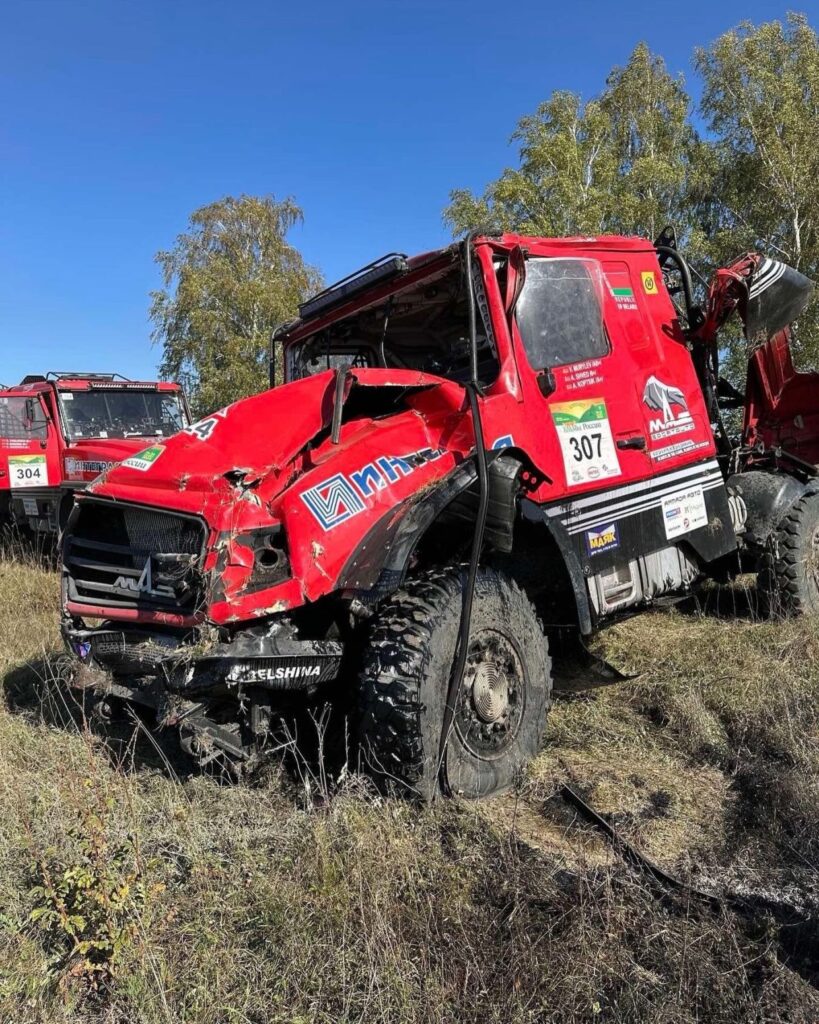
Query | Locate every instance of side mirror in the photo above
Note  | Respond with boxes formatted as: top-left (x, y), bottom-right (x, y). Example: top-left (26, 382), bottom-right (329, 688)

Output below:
top-left (537, 369), bottom-right (557, 398)
top-left (24, 398), bottom-right (36, 424)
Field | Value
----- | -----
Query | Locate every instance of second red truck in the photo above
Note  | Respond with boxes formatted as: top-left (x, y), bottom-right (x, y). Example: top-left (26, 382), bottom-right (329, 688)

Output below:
top-left (0, 373), bottom-right (190, 535)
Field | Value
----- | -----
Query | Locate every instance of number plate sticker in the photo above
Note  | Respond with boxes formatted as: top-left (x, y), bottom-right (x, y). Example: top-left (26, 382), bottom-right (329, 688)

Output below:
top-left (8, 454), bottom-right (48, 488)
top-left (551, 398), bottom-right (621, 487)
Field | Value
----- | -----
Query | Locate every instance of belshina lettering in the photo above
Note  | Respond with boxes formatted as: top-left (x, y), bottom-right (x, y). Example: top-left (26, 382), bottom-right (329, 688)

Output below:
top-left (301, 447), bottom-right (447, 530)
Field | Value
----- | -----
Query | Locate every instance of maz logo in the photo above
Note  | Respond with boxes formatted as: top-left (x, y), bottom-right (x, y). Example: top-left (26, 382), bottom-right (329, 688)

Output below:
top-left (113, 558), bottom-right (175, 599)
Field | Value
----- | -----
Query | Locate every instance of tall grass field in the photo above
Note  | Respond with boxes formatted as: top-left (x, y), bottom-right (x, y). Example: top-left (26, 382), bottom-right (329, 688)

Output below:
top-left (1, 545), bottom-right (819, 1022)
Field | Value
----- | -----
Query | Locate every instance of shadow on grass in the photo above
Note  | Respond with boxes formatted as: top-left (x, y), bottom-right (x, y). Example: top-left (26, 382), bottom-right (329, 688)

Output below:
top-left (676, 576), bottom-right (762, 621)
top-left (1, 651), bottom-right (358, 798)
top-left (1, 653), bottom-right (198, 780)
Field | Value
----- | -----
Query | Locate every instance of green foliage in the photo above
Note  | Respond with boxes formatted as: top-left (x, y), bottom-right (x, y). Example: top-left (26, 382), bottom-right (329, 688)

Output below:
top-left (26, 784), bottom-right (162, 996)
top-left (150, 194), bottom-right (322, 416)
top-left (695, 13), bottom-right (819, 361)
top-left (446, 15), bottom-right (819, 368)
top-left (445, 43), bottom-right (700, 242)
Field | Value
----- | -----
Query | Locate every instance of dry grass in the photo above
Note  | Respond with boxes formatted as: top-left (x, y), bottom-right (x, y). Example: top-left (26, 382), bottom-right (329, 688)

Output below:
top-left (1, 557), bottom-right (819, 1022)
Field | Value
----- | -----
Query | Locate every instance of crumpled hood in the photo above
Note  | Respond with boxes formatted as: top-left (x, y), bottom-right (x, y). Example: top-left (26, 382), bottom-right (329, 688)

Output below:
top-left (87, 368), bottom-right (460, 523)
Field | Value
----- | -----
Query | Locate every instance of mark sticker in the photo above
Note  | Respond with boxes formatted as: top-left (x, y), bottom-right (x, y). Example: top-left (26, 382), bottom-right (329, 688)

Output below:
top-left (122, 445), bottom-right (165, 472)
top-left (661, 484), bottom-right (708, 540)
top-left (585, 522), bottom-right (619, 556)
top-left (551, 398), bottom-right (621, 487)
top-left (641, 270), bottom-right (658, 295)
top-left (8, 454), bottom-right (48, 488)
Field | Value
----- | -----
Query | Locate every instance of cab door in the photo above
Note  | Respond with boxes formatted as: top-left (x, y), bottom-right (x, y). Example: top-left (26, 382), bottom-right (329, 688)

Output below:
top-left (510, 253), bottom-right (652, 500)
top-left (602, 253), bottom-right (716, 472)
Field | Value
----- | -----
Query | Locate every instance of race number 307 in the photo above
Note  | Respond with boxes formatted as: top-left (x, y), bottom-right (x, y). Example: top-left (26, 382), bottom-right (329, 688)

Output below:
top-left (8, 455), bottom-right (48, 488)
top-left (551, 398), bottom-right (621, 487)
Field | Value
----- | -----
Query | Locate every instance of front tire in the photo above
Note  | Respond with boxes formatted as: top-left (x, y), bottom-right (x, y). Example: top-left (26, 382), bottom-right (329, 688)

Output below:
top-left (357, 567), bottom-right (551, 800)
top-left (758, 490), bottom-right (819, 616)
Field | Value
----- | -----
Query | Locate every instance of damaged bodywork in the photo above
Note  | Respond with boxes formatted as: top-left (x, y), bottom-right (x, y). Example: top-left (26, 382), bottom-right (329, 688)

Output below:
top-left (60, 233), bottom-right (819, 795)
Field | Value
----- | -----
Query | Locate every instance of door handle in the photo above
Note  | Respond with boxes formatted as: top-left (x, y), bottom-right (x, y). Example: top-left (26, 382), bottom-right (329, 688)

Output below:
top-left (617, 435), bottom-right (647, 451)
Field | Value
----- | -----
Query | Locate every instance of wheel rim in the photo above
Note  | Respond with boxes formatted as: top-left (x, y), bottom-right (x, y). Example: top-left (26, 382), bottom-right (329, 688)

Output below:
top-left (454, 628), bottom-right (526, 761)
top-left (810, 527), bottom-right (819, 589)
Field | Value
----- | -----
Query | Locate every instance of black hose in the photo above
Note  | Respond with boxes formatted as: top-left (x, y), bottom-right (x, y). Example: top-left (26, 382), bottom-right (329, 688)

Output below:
top-left (379, 296), bottom-right (394, 369)
top-left (438, 233), bottom-right (490, 791)
top-left (655, 245), bottom-right (698, 327)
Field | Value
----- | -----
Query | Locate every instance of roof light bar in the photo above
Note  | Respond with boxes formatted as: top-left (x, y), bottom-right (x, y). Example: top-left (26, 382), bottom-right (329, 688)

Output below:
top-left (86, 381), bottom-right (159, 390)
top-left (298, 253), bottom-right (408, 321)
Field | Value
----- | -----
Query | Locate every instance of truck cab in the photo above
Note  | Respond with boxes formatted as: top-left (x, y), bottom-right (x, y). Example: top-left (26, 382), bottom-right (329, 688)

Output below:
top-left (1, 373), bottom-right (190, 535)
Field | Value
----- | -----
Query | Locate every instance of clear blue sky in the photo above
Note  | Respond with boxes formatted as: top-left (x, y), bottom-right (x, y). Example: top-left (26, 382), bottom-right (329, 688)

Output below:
top-left (0, 0), bottom-right (813, 384)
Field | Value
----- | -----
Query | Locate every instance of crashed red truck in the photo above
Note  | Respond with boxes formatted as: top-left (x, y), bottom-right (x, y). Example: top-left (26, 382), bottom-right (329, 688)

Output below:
top-left (0, 373), bottom-right (190, 535)
top-left (60, 232), bottom-right (818, 798)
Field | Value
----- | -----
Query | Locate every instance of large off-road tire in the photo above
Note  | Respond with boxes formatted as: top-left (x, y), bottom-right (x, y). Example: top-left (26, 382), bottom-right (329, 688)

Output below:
top-left (357, 567), bottom-right (551, 801)
top-left (758, 490), bottom-right (819, 616)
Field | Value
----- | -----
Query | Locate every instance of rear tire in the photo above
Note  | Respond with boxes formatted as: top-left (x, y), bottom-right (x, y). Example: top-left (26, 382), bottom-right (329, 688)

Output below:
top-left (758, 490), bottom-right (819, 616)
top-left (357, 566), bottom-right (551, 800)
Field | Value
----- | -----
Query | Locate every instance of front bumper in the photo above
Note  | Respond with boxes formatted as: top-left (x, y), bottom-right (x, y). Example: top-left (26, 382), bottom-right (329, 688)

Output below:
top-left (61, 621), bottom-right (344, 695)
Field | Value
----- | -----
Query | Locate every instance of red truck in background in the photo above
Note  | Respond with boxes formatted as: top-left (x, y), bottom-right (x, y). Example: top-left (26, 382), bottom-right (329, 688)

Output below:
top-left (0, 373), bottom-right (190, 536)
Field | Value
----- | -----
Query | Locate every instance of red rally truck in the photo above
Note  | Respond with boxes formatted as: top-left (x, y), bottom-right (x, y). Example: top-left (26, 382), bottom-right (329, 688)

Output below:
top-left (59, 235), bottom-right (819, 799)
top-left (0, 373), bottom-right (190, 535)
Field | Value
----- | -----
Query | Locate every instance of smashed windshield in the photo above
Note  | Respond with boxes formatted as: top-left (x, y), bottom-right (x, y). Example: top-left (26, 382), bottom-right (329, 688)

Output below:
top-left (286, 262), bottom-right (500, 386)
top-left (0, 395), bottom-right (48, 441)
top-left (58, 390), bottom-right (186, 440)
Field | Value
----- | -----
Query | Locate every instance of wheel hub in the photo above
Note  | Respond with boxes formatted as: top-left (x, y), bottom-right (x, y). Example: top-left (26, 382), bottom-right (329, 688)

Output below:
top-left (470, 661), bottom-right (510, 723)
top-left (455, 629), bottom-right (526, 760)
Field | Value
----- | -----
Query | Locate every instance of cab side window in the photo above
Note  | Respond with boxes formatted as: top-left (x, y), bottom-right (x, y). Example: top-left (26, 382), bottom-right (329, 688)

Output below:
top-left (516, 258), bottom-right (609, 369)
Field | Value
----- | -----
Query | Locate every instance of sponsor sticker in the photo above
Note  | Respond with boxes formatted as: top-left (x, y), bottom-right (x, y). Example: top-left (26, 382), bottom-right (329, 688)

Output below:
top-left (301, 447), bottom-right (447, 531)
top-left (122, 445), bottom-right (165, 472)
top-left (650, 438), bottom-right (710, 463)
top-left (661, 484), bottom-right (708, 540)
top-left (65, 457), bottom-right (115, 479)
top-left (8, 454), bottom-right (48, 488)
top-left (641, 270), bottom-right (658, 295)
top-left (585, 522), bottom-right (619, 556)
top-left (643, 375), bottom-right (694, 442)
top-left (227, 663), bottom-right (324, 685)
top-left (551, 398), bottom-right (621, 487)
top-left (22, 496), bottom-right (38, 516)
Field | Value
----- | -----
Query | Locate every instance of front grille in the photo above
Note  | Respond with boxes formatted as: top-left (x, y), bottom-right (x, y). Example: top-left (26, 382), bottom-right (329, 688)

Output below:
top-left (63, 499), bottom-right (207, 613)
